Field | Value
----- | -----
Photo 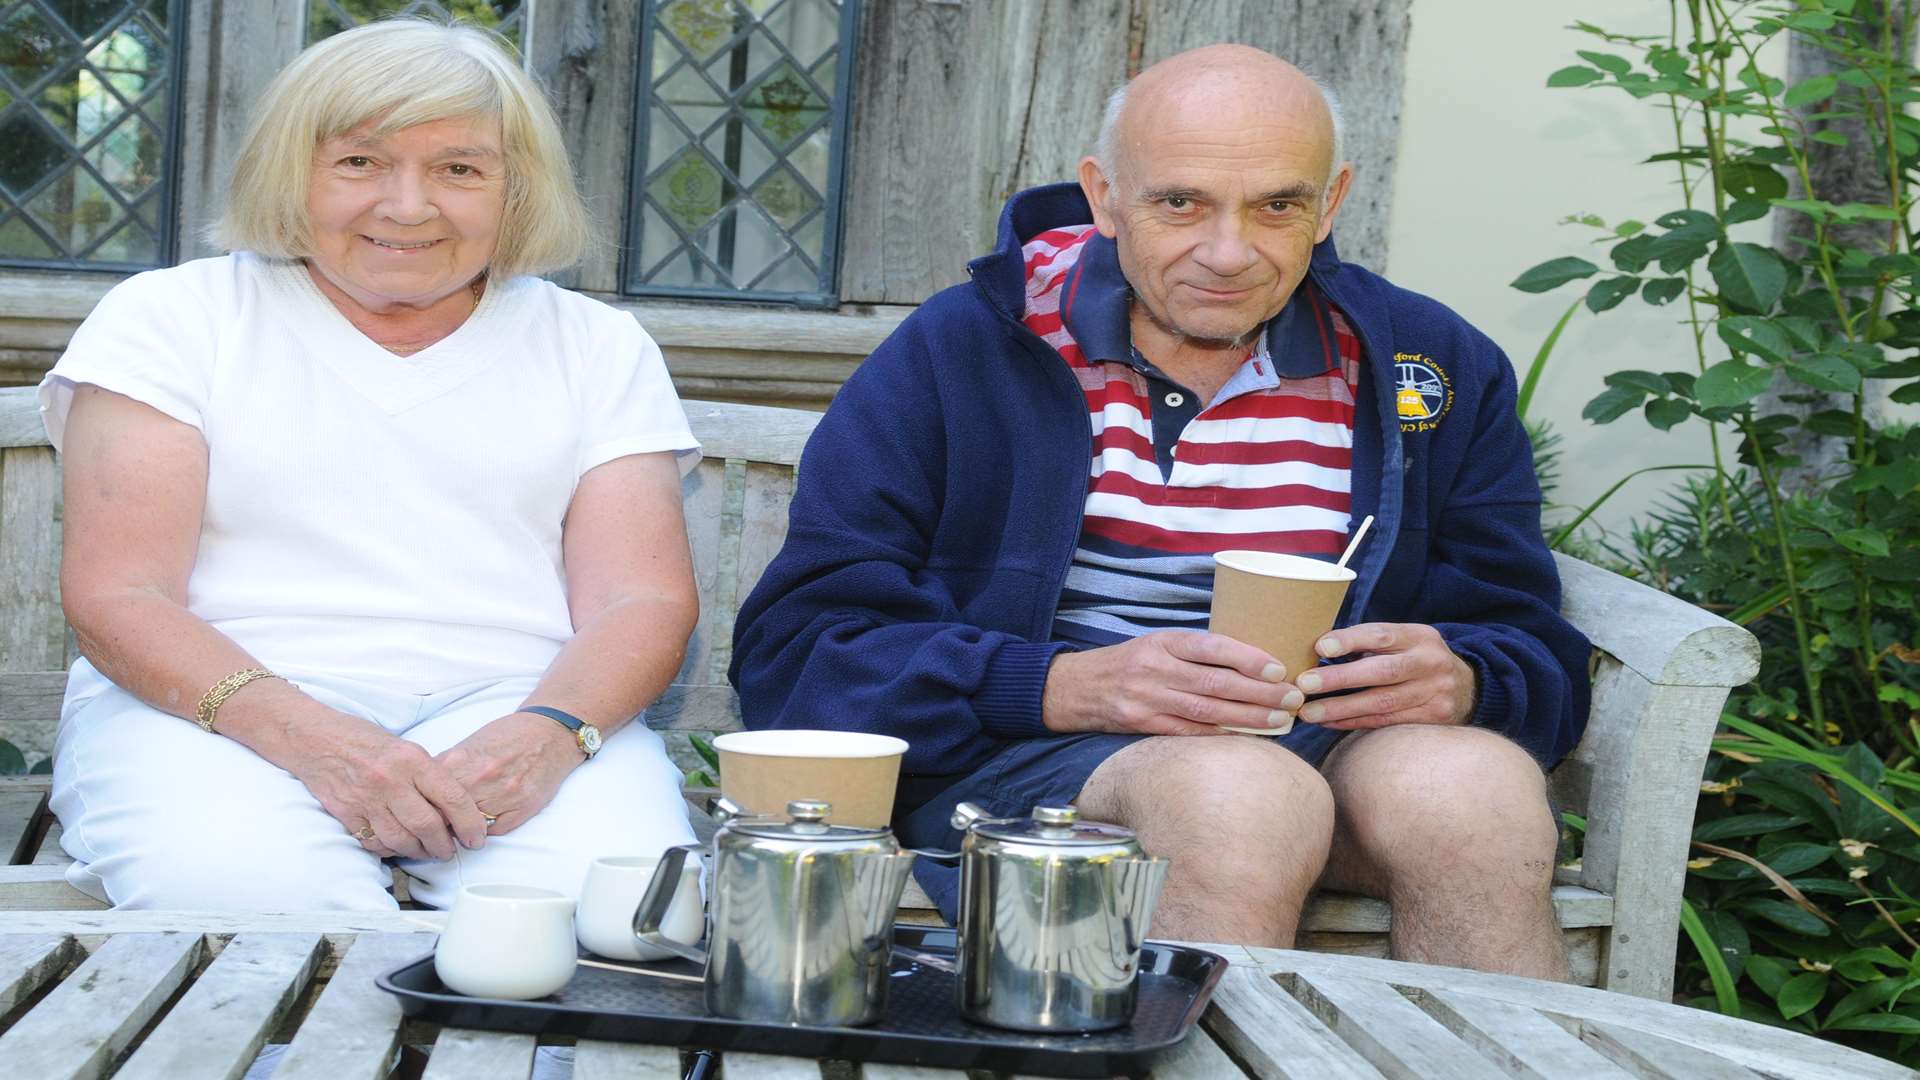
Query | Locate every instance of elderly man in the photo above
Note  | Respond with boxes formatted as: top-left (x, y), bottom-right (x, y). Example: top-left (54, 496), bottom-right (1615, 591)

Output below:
top-left (731, 44), bottom-right (1589, 979)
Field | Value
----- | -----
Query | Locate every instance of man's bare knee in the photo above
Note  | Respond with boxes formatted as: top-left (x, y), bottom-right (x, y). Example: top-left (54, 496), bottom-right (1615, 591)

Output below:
top-left (1075, 736), bottom-right (1334, 945)
top-left (1327, 725), bottom-right (1557, 888)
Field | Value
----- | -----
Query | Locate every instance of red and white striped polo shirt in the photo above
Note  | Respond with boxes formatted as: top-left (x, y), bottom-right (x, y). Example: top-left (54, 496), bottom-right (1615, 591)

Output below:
top-left (1020, 224), bottom-right (1362, 647)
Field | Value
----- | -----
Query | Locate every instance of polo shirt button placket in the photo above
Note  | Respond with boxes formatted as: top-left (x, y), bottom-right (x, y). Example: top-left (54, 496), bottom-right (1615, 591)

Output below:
top-left (1164, 391), bottom-right (1185, 408)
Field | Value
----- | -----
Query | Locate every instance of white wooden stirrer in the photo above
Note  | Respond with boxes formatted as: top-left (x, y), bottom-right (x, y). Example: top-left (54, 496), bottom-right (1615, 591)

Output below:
top-left (1337, 515), bottom-right (1375, 570)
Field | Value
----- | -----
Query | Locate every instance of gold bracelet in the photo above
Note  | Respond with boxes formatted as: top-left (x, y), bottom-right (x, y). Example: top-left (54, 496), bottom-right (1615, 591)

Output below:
top-left (194, 668), bottom-right (281, 733)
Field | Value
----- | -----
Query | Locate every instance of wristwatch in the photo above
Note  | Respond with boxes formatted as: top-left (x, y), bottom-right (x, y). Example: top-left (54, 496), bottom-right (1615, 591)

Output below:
top-left (521, 706), bottom-right (602, 759)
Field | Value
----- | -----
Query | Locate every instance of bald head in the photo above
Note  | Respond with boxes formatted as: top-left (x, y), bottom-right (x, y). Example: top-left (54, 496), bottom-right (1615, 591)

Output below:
top-left (1094, 45), bottom-right (1344, 205)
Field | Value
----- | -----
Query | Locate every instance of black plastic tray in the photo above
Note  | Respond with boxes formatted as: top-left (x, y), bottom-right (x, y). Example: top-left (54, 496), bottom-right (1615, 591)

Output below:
top-left (377, 925), bottom-right (1228, 1077)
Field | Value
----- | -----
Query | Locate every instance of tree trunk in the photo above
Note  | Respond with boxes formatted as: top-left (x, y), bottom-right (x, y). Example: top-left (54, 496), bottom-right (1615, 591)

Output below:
top-left (838, 0), bottom-right (1413, 305)
top-left (1757, 1), bottom-right (1913, 494)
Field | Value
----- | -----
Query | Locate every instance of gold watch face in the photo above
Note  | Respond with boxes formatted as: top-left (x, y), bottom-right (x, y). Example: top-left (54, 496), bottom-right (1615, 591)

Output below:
top-left (580, 725), bottom-right (603, 756)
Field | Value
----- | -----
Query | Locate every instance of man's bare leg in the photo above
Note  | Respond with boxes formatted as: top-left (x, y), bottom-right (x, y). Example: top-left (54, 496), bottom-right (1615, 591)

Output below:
top-left (1317, 724), bottom-right (1567, 979)
top-left (1074, 735), bottom-right (1334, 946)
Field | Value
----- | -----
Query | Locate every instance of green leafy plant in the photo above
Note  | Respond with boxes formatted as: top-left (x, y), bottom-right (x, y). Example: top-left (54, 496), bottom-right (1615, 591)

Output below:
top-left (684, 732), bottom-right (721, 787)
top-left (0, 738), bottom-right (50, 776)
top-left (1517, 1), bottom-right (1920, 1063)
top-left (1517, 0), bottom-right (1919, 759)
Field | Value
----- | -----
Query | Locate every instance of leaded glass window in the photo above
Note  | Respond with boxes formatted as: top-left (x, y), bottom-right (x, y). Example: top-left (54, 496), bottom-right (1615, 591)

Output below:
top-left (627, 0), bottom-right (857, 305)
top-left (0, 0), bottom-right (183, 271)
top-left (306, 0), bottom-right (523, 48)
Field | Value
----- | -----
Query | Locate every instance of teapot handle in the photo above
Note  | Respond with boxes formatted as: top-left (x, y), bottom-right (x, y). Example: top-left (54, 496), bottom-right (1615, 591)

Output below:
top-left (632, 842), bottom-right (708, 965)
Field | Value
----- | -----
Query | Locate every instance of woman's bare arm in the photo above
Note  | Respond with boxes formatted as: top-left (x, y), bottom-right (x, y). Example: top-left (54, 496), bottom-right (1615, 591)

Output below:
top-left (434, 451), bottom-right (698, 831)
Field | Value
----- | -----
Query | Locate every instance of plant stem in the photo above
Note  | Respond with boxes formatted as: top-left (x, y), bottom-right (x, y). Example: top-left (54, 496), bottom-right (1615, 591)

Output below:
top-left (1740, 416), bottom-right (1827, 734)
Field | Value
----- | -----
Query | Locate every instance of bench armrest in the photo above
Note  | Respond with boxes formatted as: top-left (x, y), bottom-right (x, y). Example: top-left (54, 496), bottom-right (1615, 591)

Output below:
top-left (1549, 552), bottom-right (1760, 999)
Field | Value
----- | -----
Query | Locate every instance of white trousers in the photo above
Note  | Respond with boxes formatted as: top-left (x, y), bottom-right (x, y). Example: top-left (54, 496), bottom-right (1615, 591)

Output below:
top-left (50, 662), bottom-right (698, 910)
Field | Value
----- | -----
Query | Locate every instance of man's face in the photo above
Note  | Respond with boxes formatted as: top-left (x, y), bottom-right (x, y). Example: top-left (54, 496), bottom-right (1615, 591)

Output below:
top-left (1081, 97), bottom-right (1350, 347)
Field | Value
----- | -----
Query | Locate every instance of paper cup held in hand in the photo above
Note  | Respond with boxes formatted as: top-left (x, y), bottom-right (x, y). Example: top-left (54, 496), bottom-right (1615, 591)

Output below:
top-left (1208, 550), bottom-right (1356, 735)
top-left (712, 729), bottom-right (909, 828)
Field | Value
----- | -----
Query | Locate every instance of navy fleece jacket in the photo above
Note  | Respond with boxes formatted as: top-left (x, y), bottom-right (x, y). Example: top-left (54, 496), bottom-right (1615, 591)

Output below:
top-left (729, 184), bottom-right (1591, 774)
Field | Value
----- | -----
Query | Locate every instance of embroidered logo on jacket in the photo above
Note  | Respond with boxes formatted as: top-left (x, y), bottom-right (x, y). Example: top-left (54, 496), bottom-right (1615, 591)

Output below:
top-left (1394, 352), bottom-right (1452, 433)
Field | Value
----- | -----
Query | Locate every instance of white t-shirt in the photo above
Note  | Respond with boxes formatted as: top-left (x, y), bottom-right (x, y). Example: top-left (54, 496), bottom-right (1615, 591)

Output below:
top-left (39, 253), bottom-right (699, 694)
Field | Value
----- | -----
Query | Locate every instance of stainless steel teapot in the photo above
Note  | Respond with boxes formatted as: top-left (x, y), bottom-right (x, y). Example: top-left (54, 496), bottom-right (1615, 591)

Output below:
top-left (633, 798), bottom-right (918, 1027)
top-left (950, 802), bottom-right (1170, 1032)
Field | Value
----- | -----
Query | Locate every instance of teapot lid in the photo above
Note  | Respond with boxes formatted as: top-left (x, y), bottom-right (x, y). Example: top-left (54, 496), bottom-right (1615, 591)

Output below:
top-left (970, 805), bottom-right (1138, 847)
top-left (725, 799), bottom-right (894, 842)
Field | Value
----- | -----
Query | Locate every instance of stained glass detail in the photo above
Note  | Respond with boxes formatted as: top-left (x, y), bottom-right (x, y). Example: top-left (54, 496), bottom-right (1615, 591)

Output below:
top-left (0, 0), bottom-right (178, 270)
top-left (306, 1), bottom-right (524, 49)
top-left (627, 0), bottom-right (857, 303)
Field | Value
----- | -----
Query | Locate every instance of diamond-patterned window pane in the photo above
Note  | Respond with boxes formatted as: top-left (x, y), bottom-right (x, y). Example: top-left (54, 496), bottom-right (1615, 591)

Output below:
top-left (0, 0), bottom-right (181, 270)
top-left (306, 1), bottom-right (524, 50)
top-left (627, 0), bottom-right (858, 304)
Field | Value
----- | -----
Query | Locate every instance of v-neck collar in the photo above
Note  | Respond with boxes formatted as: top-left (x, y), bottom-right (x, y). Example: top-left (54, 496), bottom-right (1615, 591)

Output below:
top-left (262, 255), bottom-right (514, 416)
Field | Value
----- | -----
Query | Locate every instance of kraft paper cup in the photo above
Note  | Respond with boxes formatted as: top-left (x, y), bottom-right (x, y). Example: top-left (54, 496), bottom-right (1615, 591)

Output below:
top-left (1208, 550), bottom-right (1357, 735)
top-left (712, 730), bottom-right (909, 828)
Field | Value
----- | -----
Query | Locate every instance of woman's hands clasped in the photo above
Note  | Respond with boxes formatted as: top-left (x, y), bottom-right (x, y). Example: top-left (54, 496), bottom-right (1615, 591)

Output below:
top-left (434, 712), bottom-right (583, 836)
top-left (281, 709), bottom-right (491, 860)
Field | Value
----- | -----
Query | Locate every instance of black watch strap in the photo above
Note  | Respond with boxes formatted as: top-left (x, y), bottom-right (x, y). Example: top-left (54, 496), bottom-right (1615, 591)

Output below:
top-left (521, 705), bottom-right (584, 732)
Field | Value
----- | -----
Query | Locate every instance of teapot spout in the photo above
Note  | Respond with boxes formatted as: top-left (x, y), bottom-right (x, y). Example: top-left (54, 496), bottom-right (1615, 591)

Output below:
top-left (855, 850), bottom-right (919, 934)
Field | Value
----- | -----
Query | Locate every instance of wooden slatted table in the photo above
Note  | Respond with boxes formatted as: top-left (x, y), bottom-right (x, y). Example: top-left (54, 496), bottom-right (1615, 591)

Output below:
top-left (0, 917), bottom-right (1902, 1079)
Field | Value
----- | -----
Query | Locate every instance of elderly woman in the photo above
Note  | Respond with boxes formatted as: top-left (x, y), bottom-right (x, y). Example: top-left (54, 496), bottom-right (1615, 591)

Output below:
top-left (36, 20), bottom-right (700, 910)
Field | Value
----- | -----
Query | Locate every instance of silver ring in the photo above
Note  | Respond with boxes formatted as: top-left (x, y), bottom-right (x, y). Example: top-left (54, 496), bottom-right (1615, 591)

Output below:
top-left (483, 814), bottom-right (498, 828)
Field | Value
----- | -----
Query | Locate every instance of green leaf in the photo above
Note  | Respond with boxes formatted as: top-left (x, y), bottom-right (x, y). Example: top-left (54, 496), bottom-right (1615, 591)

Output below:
top-left (1810, 130), bottom-right (1850, 146)
top-left (1641, 277), bottom-right (1686, 305)
top-left (1783, 74), bottom-right (1839, 107)
top-left (1709, 243), bottom-right (1789, 312)
top-left (1717, 317), bottom-right (1792, 363)
top-left (1834, 947), bottom-right (1908, 982)
top-left (1718, 162), bottom-right (1789, 201)
top-left (1605, 370), bottom-right (1672, 395)
top-left (1723, 198), bottom-right (1773, 225)
top-left (1645, 398), bottom-right (1692, 430)
top-left (1890, 382), bottom-right (1920, 404)
top-left (1829, 976), bottom-right (1920, 1025)
top-left (1739, 897), bottom-right (1830, 936)
top-left (1777, 972), bottom-right (1828, 1020)
top-left (1511, 256), bottom-right (1600, 293)
top-left (1834, 528), bottom-right (1891, 558)
top-left (1582, 386), bottom-right (1647, 423)
top-left (1586, 275), bottom-right (1641, 313)
top-left (1786, 354), bottom-right (1863, 393)
top-left (1828, 1014), bottom-right (1920, 1035)
top-left (1745, 954), bottom-right (1792, 998)
top-left (1548, 65), bottom-right (1605, 87)
top-left (688, 732), bottom-right (720, 771)
top-left (1681, 900), bottom-right (1741, 1017)
top-left (1694, 813), bottom-right (1806, 841)
top-left (1695, 360), bottom-right (1774, 409)
top-left (1576, 50), bottom-right (1632, 76)
top-left (1611, 235), bottom-right (1659, 273)
top-left (1756, 842), bottom-right (1833, 876)
top-left (1613, 219), bottom-right (1645, 237)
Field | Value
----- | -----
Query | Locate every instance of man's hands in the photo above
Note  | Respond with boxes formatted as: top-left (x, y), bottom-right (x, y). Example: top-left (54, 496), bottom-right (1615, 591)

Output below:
top-left (435, 712), bottom-right (584, 837)
top-left (1293, 622), bottom-right (1478, 730)
top-left (1042, 631), bottom-right (1300, 735)
top-left (279, 710), bottom-right (490, 861)
top-left (1038, 623), bottom-right (1478, 738)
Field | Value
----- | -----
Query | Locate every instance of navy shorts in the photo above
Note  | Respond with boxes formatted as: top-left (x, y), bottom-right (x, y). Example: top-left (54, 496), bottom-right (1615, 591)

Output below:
top-left (894, 725), bottom-right (1347, 922)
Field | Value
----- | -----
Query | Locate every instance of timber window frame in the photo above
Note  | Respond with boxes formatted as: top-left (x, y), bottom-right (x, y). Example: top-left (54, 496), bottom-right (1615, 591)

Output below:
top-left (0, 0), bottom-right (190, 273)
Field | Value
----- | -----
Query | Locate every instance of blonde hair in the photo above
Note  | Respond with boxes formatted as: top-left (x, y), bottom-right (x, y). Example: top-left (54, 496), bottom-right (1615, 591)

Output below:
top-left (212, 18), bottom-right (589, 278)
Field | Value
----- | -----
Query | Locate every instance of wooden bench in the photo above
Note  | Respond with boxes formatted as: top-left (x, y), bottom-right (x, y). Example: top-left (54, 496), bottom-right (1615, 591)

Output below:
top-left (0, 386), bottom-right (1761, 999)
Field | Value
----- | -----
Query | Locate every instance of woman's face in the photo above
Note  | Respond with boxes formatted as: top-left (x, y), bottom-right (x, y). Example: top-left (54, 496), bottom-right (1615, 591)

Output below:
top-left (305, 115), bottom-right (506, 313)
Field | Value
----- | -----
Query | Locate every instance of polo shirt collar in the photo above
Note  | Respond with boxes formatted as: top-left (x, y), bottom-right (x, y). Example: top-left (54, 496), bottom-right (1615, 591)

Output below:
top-left (1057, 231), bottom-right (1341, 380)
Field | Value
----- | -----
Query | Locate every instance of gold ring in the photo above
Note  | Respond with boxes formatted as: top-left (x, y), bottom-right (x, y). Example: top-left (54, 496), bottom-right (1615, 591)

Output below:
top-left (483, 814), bottom-right (499, 828)
top-left (352, 826), bottom-right (376, 842)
